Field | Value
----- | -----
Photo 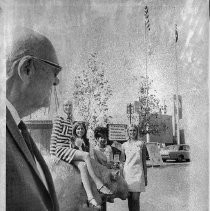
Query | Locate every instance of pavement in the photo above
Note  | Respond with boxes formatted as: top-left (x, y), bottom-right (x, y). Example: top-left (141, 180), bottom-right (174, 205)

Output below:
top-left (107, 160), bottom-right (208, 211)
top-left (146, 160), bottom-right (189, 167)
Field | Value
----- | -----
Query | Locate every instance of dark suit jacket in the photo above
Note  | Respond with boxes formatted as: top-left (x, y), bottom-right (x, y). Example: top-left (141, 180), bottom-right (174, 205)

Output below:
top-left (6, 108), bottom-right (59, 211)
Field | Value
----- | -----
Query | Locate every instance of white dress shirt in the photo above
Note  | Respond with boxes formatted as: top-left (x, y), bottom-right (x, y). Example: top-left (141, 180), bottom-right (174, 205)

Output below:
top-left (6, 99), bottom-right (49, 191)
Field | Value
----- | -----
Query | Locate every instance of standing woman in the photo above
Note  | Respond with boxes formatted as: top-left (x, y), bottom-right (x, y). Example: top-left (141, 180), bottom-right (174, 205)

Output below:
top-left (50, 100), bottom-right (113, 209)
top-left (121, 124), bottom-right (147, 211)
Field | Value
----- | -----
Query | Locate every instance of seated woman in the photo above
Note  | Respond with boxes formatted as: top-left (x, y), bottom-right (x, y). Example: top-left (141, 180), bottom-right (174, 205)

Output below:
top-left (50, 100), bottom-right (113, 209)
top-left (72, 121), bottom-right (89, 152)
top-left (92, 127), bottom-right (114, 169)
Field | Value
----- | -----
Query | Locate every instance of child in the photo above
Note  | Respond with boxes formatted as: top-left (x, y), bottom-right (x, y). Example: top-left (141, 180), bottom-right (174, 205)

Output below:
top-left (93, 127), bottom-right (119, 204)
top-left (121, 124), bottom-right (147, 211)
top-left (92, 127), bottom-right (114, 169)
top-left (72, 121), bottom-right (89, 152)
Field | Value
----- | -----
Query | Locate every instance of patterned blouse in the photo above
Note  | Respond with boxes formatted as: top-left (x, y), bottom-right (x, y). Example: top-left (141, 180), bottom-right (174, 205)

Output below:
top-left (50, 116), bottom-right (76, 163)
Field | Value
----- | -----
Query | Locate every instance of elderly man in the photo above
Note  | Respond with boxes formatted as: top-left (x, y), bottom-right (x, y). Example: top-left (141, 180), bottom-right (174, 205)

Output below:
top-left (6, 27), bottom-right (61, 211)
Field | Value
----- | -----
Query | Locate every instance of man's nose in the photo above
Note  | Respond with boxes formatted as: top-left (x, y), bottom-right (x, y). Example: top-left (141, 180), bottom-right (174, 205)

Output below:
top-left (53, 77), bottom-right (59, 86)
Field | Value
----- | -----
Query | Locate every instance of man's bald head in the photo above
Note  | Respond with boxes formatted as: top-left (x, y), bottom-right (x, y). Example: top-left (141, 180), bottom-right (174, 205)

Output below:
top-left (6, 27), bottom-right (61, 117)
top-left (6, 27), bottom-right (59, 78)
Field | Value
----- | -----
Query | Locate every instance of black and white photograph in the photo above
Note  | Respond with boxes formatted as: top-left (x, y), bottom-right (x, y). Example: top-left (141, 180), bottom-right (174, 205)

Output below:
top-left (2, 0), bottom-right (209, 211)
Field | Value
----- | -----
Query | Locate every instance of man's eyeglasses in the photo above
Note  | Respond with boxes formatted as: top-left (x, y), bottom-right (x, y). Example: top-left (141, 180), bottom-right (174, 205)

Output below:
top-left (30, 56), bottom-right (62, 75)
top-left (13, 55), bottom-right (62, 76)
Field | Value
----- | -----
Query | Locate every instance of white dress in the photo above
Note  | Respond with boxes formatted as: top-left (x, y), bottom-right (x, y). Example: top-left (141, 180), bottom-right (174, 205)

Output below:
top-left (122, 140), bottom-right (145, 192)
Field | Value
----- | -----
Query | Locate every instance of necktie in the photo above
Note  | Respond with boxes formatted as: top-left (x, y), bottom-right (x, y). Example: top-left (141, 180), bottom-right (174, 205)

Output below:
top-left (18, 120), bottom-right (35, 161)
top-left (18, 121), bottom-right (51, 192)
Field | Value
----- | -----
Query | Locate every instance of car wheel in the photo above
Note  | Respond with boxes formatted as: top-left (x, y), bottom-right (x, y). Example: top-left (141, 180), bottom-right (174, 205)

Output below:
top-left (162, 159), bottom-right (167, 162)
top-left (177, 155), bottom-right (184, 162)
top-left (186, 159), bottom-right (191, 162)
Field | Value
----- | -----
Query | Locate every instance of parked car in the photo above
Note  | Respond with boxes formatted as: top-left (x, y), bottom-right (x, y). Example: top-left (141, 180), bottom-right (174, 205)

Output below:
top-left (160, 144), bottom-right (190, 162)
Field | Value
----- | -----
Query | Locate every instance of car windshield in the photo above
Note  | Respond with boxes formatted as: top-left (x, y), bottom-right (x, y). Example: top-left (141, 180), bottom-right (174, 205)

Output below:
top-left (164, 145), bottom-right (190, 151)
top-left (165, 145), bottom-right (178, 150)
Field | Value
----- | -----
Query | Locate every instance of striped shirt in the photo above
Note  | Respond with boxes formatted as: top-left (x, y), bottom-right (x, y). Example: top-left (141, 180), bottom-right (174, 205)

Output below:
top-left (50, 116), bottom-right (76, 163)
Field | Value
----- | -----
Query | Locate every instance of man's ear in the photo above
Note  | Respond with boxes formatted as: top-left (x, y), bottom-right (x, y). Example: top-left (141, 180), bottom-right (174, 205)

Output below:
top-left (18, 56), bottom-right (35, 82)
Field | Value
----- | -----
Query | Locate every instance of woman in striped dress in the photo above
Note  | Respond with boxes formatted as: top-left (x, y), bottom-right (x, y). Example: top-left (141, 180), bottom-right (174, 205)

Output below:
top-left (50, 100), bottom-right (113, 209)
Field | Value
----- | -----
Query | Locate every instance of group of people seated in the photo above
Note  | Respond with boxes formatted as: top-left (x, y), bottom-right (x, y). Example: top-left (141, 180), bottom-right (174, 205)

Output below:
top-left (50, 99), bottom-right (118, 209)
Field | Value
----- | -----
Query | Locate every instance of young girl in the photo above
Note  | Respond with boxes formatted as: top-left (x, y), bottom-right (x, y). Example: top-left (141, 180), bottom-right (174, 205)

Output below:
top-left (50, 100), bottom-right (113, 209)
top-left (92, 127), bottom-right (114, 169)
top-left (72, 121), bottom-right (89, 152)
top-left (121, 124), bottom-right (147, 211)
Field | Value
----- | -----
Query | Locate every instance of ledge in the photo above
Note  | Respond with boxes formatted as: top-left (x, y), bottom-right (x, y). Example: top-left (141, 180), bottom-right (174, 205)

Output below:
top-left (25, 120), bottom-right (53, 129)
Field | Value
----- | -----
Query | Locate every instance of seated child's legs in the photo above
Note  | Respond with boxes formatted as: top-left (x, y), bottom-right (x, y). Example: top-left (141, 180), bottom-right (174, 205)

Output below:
top-left (73, 161), bottom-right (92, 198)
top-left (73, 160), bottom-right (101, 209)
top-left (73, 150), bottom-right (101, 186)
top-left (73, 150), bottom-right (89, 162)
top-left (73, 150), bottom-right (113, 195)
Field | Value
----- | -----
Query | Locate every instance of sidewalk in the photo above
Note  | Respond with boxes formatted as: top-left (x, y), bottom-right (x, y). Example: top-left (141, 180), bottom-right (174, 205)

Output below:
top-left (146, 160), bottom-right (190, 168)
top-left (146, 160), bottom-right (162, 167)
top-left (107, 161), bottom-right (193, 211)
